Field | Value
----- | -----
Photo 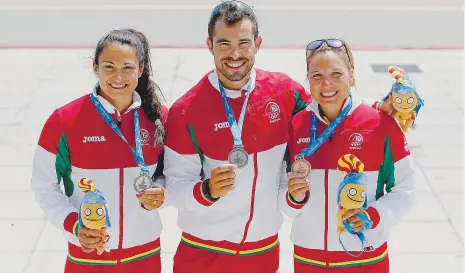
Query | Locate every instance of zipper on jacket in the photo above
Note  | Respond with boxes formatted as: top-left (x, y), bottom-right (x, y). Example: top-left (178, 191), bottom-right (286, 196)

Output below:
top-left (324, 169), bottom-right (329, 267)
top-left (117, 167), bottom-right (124, 264)
top-left (237, 116), bottom-right (258, 255)
top-left (117, 111), bottom-right (122, 126)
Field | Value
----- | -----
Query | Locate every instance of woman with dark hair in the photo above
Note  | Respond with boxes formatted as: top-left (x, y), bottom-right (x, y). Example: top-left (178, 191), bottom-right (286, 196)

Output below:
top-left (30, 29), bottom-right (167, 273)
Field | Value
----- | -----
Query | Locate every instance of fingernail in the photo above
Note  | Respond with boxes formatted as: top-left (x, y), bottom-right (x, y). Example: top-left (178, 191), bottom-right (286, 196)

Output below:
top-left (136, 194), bottom-right (142, 198)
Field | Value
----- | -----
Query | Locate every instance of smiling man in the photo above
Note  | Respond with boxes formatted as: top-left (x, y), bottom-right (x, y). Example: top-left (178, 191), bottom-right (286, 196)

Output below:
top-left (163, 1), bottom-right (311, 273)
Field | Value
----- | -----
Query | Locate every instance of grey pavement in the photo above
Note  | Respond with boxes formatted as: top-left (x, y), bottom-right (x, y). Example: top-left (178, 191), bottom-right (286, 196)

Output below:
top-left (0, 48), bottom-right (463, 273)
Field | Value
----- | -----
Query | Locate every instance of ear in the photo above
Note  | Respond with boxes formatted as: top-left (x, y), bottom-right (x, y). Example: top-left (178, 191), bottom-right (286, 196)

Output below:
top-left (93, 61), bottom-right (98, 76)
top-left (138, 64), bottom-right (144, 78)
top-left (254, 35), bottom-right (262, 53)
top-left (206, 37), bottom-right (214, 55)
top-left (348, 68), bottom-right (355, 87)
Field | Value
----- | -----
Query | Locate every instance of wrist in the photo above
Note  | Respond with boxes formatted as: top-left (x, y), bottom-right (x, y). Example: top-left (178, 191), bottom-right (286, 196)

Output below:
top-left (202, 179), bottom-right (220, 202)
top-left (289, 191), bottom-right (309, 204)
top-left (63, 212), bottom-right (79, 236)
top-left (365, 207), bottom-right (381, 229)
top-left (286, 191), bottom-right (309, 209)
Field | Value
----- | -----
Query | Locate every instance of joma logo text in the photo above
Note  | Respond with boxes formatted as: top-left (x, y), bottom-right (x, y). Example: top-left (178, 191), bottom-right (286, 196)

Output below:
top-left (83, 136), bottom-right (106, 143)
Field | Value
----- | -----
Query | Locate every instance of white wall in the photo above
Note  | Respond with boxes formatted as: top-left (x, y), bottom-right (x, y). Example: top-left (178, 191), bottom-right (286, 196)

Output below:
top-left (0, 2), bottom-right (463, 49)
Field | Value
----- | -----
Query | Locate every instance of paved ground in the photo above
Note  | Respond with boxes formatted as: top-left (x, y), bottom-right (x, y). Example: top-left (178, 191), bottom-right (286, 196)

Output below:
top-left (0, 48), bottom-right (463, 273)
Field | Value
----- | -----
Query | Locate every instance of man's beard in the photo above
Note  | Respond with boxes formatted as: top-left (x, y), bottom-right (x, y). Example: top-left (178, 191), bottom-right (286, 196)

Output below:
top-left (217, 59), bottom-right (253, 82)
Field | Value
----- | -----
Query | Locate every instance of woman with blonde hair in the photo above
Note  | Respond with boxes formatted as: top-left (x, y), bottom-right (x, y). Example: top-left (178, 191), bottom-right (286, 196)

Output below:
top-left (280, 39), bottom-right (416, 273)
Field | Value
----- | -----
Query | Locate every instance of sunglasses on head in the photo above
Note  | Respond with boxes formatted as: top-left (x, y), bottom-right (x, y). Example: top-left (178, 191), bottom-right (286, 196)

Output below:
top-left (306, 39), bottom-right (353, 68)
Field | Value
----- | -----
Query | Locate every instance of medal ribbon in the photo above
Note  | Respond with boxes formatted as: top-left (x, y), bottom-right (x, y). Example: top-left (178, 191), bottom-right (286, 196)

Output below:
top-left (298, 94), bottom-right (353, 157)
top-left (338, 211), bottom-right (373, 258)
top-left (218, 73), bottom-right (255, 147)
top-left (90, 93), bottom-right (149, 174)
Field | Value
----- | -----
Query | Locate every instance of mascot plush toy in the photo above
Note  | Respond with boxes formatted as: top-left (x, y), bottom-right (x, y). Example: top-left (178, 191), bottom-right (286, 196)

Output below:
top-left (78, 178), bottom-right (111, 255)
top-left (378, 65), bottom-right (424, 132)
top-left (337, 154), bottom-right (373, 257)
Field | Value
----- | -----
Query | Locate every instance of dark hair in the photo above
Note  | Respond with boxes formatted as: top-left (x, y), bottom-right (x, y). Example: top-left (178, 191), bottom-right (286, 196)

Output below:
top-left (93, 29), bottom-right (165, 145)
top-left (208, 1), bottom-right (258, 41)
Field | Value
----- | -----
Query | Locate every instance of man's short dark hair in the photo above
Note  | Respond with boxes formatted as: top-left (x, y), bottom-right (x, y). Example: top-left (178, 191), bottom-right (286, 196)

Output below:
top-left (208, 1), bottom-right (259, 41)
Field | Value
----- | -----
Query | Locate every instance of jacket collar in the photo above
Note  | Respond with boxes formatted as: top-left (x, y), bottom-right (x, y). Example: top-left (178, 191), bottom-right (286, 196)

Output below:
top-left (305, 88), bottom-right (362, 124)
top-left (207, 68), bottom-right (257, 99)
top-left (92, 85), bottom-right (142, 115)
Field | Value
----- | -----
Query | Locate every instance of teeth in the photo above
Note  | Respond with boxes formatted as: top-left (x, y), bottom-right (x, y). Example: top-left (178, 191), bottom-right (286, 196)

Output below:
top-left (226, 62), bottom-right (244, 68)
top-left (110, 84), bottom-right (125, 88)
top-left (321, 91), bottom-right (337, 98)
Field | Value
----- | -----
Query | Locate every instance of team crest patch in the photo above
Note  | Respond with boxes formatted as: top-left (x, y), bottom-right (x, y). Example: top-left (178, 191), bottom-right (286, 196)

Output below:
top-left (140, 129), bottom-right (150, 145)
top-left (265, 101), bottom-right (281, 123)
top-left (348, 133), bottom-right (363, 150)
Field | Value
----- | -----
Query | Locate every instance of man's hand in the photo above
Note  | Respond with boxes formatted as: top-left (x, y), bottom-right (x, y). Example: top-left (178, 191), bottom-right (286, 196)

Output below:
top-left (209, 164), bottom-right (237, 199)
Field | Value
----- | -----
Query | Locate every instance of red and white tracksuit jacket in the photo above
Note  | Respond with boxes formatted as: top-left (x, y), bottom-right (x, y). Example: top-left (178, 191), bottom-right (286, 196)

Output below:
top-left (163, 69), bottom-right (310, 273)
top-left (281, 94), bottom-right (416, 272)
top-left (30, 90), bottom-right (167, 272)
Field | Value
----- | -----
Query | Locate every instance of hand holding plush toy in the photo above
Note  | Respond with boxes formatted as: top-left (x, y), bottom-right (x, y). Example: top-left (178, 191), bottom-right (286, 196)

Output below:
top-left (379, 65), bottom-right (424, 132)
top-left (336, 154), bottom-right (373, 256)
top-left (336, 154), bottom-right (371, 233)
top-left (78, 178), bottom-right (111, 255)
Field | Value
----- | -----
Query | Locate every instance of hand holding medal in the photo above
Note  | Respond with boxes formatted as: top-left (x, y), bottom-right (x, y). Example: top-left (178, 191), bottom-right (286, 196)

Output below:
top-left (208, 164), bottom-right (238, 199)
top-left (287, 171), bottom-right (310, 202)
top-left (136, 187), bottom-right (165, 210)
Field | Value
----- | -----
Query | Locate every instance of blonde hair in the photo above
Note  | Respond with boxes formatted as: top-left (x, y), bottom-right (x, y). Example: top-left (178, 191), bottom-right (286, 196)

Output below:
top-left (306, 39), bottom-right (356, 87)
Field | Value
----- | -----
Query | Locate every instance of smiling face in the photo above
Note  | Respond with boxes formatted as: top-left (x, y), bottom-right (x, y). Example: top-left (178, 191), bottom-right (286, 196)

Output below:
top-left (340, 183), bottom-right (366, 209)
top-left (392, 92), bottom-right (417, 112)
top-left (207, 18), bottom-right (261, 89)
top-left (307, 50), bottom-right (354, 115)
top-left (93, 42), bottom-right (143, 106)
top-left (80, 203), bottom-right (107, 229)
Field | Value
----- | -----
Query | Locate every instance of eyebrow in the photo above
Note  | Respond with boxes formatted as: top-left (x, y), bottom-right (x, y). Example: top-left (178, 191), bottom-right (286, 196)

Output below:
top-left (101, 61), bottom-right (136, 65)
top-left (310, 69), bottom-right (343, 74)
top-left (215, 38), bottom-right (230, 44)
top-left (215, 37), bottom-right (252, 44)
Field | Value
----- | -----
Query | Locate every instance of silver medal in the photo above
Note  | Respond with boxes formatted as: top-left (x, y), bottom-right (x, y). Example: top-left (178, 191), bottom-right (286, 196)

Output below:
top-left (134, 173), bottom-right (152, 193)
top-left (291, 157), bottom-right (311, 178)
top-left (228, 146), bottom-right (249, 168)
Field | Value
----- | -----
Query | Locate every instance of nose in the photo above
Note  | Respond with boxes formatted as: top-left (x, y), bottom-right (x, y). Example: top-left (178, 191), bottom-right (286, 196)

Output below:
top-left (113, 71), bottom-right (123, 82)
top-left (321, 77), bottom-right (331, 88)
top-left (228, 46), bottom-right (241, 59)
